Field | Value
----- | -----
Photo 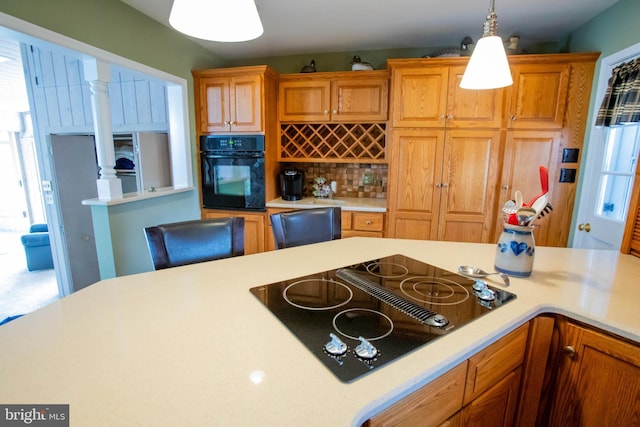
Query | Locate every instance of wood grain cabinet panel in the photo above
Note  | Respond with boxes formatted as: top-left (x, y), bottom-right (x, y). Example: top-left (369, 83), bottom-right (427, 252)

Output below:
top-left (364, 362), bottom-right (468, 427)
top-left (279, 71), bottom-right (388, 122)
top-left (460, 368), bottom-right (522, 427)
top-left (388, 129), bottom-right (502, 243)
top-left (364, 322), bottom-right (532, 427)
top-left (546, 319), bottom-right (640, 426)
top-left (506, 63), bottom-right (570, 129)
top-left (193, 66), bottom-right (274, 134)
top-left (389, 62), bottom-right (504, 129)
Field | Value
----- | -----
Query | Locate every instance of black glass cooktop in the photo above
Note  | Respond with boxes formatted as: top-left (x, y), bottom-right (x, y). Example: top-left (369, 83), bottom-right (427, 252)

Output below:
top-left (250, 254), bottom-right (516, 382)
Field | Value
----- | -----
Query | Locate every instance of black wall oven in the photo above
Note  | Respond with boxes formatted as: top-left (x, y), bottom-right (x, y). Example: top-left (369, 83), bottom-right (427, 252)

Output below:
top-left (200, 135), bottom-right (266, 211)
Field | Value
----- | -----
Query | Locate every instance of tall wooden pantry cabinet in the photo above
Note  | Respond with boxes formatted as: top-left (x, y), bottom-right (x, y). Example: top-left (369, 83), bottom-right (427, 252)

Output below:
top-left (386, 53), bottom-right (598, 247)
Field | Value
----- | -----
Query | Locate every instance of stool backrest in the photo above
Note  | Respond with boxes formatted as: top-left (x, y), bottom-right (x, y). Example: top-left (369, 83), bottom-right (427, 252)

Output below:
top-left (144, 217), bottom-right (244, 270)
top-left (270, 207), bottom-right (341, 249)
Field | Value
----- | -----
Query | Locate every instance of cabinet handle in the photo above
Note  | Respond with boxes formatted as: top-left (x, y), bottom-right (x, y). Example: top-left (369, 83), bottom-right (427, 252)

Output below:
top-left (562, 345), bottom-right (577, 358)
top-left (511, 115), bottom-right (517, 121)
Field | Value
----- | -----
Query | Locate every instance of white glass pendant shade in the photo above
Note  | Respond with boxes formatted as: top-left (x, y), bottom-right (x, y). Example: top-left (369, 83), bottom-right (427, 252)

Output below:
top-left (169, 0), bottom-right (264, 42)
top-left (460, 36), bottom-right (513, 89)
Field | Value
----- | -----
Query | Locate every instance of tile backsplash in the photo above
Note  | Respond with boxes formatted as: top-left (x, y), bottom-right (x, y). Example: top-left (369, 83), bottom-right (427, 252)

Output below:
top-left (282, 163), bottom-right (388, 199)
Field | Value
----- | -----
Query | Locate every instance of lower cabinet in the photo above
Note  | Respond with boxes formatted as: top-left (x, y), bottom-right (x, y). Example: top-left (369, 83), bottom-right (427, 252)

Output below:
top-left (364, 316), bottom-right (640, 427)
top-left (202, 210), bottom-right (265, 255)
top-left (365, 323), bottom-right (530, 427)
top-left (542, 318), bottom-right (640, 426)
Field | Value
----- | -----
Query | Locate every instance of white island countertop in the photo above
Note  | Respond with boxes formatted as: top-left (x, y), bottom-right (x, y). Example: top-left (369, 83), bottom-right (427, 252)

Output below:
top-left (0, 238), bottom-right (638, 426)
top-left (267, 196), bottom-right (387, 212)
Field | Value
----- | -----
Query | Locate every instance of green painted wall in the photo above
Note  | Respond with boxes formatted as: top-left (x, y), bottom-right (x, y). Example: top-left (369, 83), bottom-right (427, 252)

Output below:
top-left (565, 0), bottom-right (640, 245)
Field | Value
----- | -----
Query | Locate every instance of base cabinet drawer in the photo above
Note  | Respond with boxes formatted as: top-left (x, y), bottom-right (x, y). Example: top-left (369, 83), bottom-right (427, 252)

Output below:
top-left (343, 211), bottom-right (385, 237)
top-left (364, 362), bottom-right (467, 427)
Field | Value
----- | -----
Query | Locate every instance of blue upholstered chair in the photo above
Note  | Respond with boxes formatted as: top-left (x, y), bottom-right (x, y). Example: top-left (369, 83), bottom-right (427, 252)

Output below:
top-left (20, 223), bottom-right (54, 271)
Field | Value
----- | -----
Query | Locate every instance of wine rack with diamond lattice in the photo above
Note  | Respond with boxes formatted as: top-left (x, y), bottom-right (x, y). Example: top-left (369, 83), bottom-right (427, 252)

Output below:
top-left (279, 123), bottom-right (386, 163)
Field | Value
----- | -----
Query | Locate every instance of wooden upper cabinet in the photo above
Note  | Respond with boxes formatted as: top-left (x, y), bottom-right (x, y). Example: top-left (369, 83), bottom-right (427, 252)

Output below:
top-left (506, 62), bottom-right (570, 129)
top-left (447, 65), bottom-right (504, 128)
top-left (331, 77), bottom-right (388, 122)
top-left (389, 61), bottom-right (504, 128)
top-left (278, 70), bottom-right (389, 122)
top-left (193, 66), bottom-right (273, 133)
top-left (278, 79), bottom-right (331, 122)
top-left (390, 65), bottom-right (448, 127)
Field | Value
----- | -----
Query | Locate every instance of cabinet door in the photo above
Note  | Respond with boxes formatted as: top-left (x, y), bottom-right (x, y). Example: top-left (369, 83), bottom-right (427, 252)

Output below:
top-left (388, 129), bottom-right (445, 240)
top-left (506, 63), bottom-right (570, 129)
top-left (437, 130), bottom-right (502, 243)
top-left (495, 130), bottom-right (561, 246)
top-left (199, 77), bottom-right (230, 133)
top-left (331, 78), bottom-right (388, 122)
top-left (278, 80), bottom-right (331, 122)
top-left (446, 65), bottom-right (505, 128)
top-left (203, 211), bottom-right (265, 255)
top-left (547, 321), bottom-right (640, 427)
top-left (460, 368), bottom-right (522, 427)
top-left (391, 66), bottom-right (448, 127)
top-left (230, 74), bottom-right (262, 132)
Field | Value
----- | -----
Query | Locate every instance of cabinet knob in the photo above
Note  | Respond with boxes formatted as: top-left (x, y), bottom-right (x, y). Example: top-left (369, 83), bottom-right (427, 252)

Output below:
top-left (435, 182), bottom-right (442, 188)
top-left (447, 114), bottom-right (454, 120)
top-left (442, 183), bottom-right (449, 188)
top-left (439, 114), bottom-right (446, 120)
top-left (323, 110), bottom-right (329, 114)
top-left (365, 220), bottom-right (372, 225)
top-left (332, 109), bottom-right (338, 114)
top-left (511, 115), bottom-right (517, 121)
top-left (502, 185), bottom-right (510, 190)
top-left (578, 223), bottom-right (591, 232)
top-left (562, 345), bottom-right (577, 358)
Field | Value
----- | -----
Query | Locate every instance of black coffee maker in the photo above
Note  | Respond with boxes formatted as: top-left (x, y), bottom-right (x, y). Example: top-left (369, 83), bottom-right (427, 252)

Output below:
top-left (280, 168), bottom-right (305, 201)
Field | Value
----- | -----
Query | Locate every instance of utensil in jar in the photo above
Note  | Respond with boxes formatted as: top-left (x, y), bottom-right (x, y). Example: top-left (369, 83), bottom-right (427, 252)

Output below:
top-left (516, 206), bottom-right (537, 226)
top-left (457, 265), bottom-right (511, 286)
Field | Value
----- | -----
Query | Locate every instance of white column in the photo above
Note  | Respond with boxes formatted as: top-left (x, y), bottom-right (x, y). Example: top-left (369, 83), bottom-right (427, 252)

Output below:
top-left (82, 59), bottom-right (123, 200)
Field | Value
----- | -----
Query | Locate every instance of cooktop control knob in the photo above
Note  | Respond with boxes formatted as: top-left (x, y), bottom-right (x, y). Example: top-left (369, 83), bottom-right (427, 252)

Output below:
top-left (325, 333), bottom-right (347, 356)
top-left (426, 314), bottom-right (449, 327)
top-left (476, 288), bottom-right (496, 301)
top-left (355, 336), bottom-right (378, 359)
top-left (472, 280), bottom-right (487, 292)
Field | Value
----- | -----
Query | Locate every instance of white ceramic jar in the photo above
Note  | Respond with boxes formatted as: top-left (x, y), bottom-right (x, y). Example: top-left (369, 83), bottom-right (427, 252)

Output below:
top-left (494, 223), bottom-right (535, 277)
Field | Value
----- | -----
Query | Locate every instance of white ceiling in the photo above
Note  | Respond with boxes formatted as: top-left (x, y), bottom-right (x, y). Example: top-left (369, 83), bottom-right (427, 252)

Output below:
top-left (121, 0), bottom-right (619, 60)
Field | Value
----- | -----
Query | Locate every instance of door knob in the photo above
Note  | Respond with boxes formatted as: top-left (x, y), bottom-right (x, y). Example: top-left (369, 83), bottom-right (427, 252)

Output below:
top-left (578, 223), bottom-right (591, 232)
top-left (562, 345), bottom-right (577, 358)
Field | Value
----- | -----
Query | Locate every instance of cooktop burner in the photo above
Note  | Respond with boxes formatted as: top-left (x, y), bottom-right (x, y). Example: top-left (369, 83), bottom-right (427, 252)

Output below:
top-left (250, 254), bottom-right (516, 382)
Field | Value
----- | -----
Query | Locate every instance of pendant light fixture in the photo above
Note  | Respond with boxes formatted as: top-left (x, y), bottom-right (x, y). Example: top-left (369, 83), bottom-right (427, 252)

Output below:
top-left (169, 0), bottom-right (263, 42)
top-left (460, 0), bottom-right (513, 90)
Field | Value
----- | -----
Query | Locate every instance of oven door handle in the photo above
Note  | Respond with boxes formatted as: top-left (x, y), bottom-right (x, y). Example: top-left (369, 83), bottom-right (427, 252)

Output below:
top-left (201, 152), bottom-right (263, 159)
